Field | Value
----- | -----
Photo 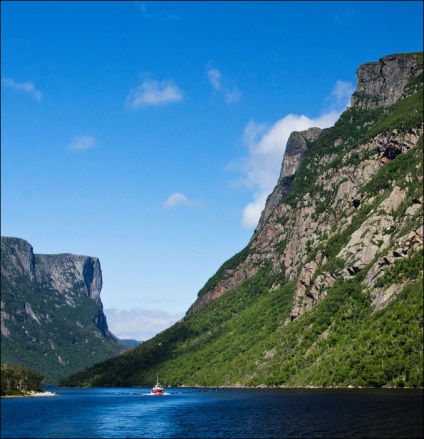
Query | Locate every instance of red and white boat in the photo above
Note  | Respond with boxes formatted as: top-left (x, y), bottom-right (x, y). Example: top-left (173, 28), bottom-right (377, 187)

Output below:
top-left (151, 372), bottom-right (164, 395)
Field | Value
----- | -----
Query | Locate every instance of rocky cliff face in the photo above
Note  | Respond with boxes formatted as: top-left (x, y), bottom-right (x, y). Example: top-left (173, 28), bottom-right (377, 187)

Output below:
top-left (2, 238), bottom-right (108, 334)
top-left (60, 52), bottom-right (423, 389)
top-left (3, 237), bottom-right (37, 282)
top-left (1, 237), bottom-right (128, 384)
top-left (255, 127), bottom-right (324, 235)
top-left (35, 254), bottom-right (103, 308)
top-left (189, 52), bottom-right (423, 318)
top-left (351, 52), bottom-right (423, 110)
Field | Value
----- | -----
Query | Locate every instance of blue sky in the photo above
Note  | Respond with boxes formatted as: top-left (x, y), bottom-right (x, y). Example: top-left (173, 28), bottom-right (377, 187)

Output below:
top-left (2, 1), bottom-right (423, 341)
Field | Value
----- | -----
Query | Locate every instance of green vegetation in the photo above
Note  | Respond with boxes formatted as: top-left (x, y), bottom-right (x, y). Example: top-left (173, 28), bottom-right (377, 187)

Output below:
top-left (1, 240), bottom-right (129, 385)
top-left (1, 364), bottom-right (43, 396)
top-left (376, 251), bottom-right (423, 288)
top-left (1, 275), bottom-right (127, 385)
top-left (60, 267), bottom-right (295, 387)
top-left (366, 89), bottom-right (423, 138)
top-left (252, 277), bottom-right (422, 388)
top-left (283, 77), bottom-right (423, 211)
top-left (37, 52), bottom-right (424, 390)
top-left (60, 272), bottom-right (423, 389)
top-left (194, 245), bottom-right (253, 302)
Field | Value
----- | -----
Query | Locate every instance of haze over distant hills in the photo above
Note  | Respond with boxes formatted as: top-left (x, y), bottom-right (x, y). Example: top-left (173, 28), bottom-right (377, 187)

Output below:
top-left (118, 339), bottom-right (143, 348)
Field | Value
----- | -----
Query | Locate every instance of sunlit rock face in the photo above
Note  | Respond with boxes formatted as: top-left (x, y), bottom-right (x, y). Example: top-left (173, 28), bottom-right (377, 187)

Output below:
top-left (1, 236), bottom-right (128, 384)
top-left (2, 237), bottom-right (105, 323)
top-left (351, 52), bottom-right (423, 110)
top-left (188, 52), bottom-right (423, 318)
top-left (254, 128), bottom-right (324, 238)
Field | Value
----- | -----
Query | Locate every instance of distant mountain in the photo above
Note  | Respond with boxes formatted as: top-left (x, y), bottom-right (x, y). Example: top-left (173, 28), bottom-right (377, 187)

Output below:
top-left (118, 339), bottom-right (143, 348)
top-left (61, 52), bottom-right (423, 389)
top-left (1, 237), bottom-right (129, 385)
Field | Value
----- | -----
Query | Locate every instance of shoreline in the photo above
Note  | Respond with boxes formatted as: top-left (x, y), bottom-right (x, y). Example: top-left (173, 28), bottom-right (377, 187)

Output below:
top-left (175, 384), bottom-right (422, 390)
top-left (1, 390), bottom-right (57, 399)
top-left (70, 384), bottom-right (422, 390)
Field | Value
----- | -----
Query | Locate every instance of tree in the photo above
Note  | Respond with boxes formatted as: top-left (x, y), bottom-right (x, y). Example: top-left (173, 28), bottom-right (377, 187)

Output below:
top-left (1, 363), bottom-right (44, 395)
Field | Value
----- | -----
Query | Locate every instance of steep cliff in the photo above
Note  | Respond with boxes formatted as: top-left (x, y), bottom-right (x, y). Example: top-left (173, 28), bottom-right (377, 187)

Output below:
top-left (1, 237), bottom-right (128, 384)
top-left (255, 127), bottom-right (324, 235)
top-left (351, 52), bottom-right (423, 110)
top-left (61, 52), bottom-right (423, 389)
top-left (189, 52), bottom-right (423, 318)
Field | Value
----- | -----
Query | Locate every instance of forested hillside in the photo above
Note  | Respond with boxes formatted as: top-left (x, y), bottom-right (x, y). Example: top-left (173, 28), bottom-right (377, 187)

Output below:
top-left (1, 237), bottom-right (129, 385)
top-left (60, 52), bottom-right (423, 389)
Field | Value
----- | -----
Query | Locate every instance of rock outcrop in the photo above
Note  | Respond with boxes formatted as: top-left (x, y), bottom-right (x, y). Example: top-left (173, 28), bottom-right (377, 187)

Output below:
top-left (351, 52), bottom-right (423, 109)
top-left (35, 254), bottom-right (103, 308)
top-left (59, 52), bottom-right (423, 390)
top-left (254, 127), bottom-right (323, 235)
top-left (1, 237), bottom-right (128, 384)
top-left (3, 237), bottom-right (37, 282)
top-left (189, 52), bottom-right (423, 317)
top-left (2, 238), bottom-right (109, 334)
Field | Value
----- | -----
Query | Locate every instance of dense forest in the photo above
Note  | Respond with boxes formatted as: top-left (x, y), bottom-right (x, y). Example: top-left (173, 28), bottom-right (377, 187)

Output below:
top-left (1, 364), bottom-right (44, 397)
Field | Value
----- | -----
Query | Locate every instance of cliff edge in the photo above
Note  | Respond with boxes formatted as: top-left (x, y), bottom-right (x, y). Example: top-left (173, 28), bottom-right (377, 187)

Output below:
top-left (1, 237), bottom-right (128, 384)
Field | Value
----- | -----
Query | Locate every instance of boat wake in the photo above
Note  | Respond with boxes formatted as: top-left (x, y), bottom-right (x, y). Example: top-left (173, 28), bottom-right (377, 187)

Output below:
top-left (144, 392), bottom-right (172, 396)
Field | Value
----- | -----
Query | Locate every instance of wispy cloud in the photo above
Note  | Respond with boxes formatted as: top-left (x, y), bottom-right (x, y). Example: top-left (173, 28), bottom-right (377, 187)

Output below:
top-left (224, 88), bottom-right (242, 104)
top-left (105, 307), bottom-right (184, 341)
top-left (163, 192), bottom-right (197, 209)
top-left (207, 68), bottom-right (222, 91)
top-left (135, 1), bottom-right (181, 21)
top-left (228, 80), bottom-right (354, 229)
top-left (135, 1), bottom-right (150, 18)
top-left (126, 79), bottom-right (183, 109)
top-left (2, 77), bottom-right (42, 101)
top-left (207, 65), bottom-right (241, 104)
top-left (67, 135), bottom-right (97, 151)
top-left (328, 80), bottom-right (355, 108)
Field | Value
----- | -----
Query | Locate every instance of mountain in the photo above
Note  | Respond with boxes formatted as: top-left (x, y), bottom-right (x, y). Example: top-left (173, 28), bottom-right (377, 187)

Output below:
top-left (1, 237), bottom-right (129, 385)
top-left (60, 52), bottom-right (423, 389)
top-left (118, 339), bottom-right (143, 348)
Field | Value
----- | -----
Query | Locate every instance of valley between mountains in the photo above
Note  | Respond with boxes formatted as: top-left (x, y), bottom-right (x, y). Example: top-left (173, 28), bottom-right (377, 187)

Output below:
top-left (2, 52), bottom-right (423, 389)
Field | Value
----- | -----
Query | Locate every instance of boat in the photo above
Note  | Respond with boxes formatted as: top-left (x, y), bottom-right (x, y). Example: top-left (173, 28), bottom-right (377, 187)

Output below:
top-left (151, 372), bottom-right (164, 395)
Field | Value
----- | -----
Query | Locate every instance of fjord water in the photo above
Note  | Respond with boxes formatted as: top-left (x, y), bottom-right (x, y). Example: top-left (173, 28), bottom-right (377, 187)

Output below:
top-left (1, 387), bottom-right (422, 438)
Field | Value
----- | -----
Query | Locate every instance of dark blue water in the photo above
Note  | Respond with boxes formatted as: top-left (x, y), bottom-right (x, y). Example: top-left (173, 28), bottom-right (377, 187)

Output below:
top-left (1, 387), bottom-right (423, 438)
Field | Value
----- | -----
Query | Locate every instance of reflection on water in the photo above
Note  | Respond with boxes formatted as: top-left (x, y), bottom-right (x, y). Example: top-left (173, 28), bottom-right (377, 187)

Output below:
top-left (1, 387), bottom-right (423, 438)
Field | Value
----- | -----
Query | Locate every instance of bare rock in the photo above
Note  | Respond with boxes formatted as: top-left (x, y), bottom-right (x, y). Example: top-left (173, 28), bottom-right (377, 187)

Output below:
top-left (351, 53), bottom-right (423, 110)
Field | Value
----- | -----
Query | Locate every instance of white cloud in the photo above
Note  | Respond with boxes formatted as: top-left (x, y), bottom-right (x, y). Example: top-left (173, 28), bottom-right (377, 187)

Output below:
top-left (135, 1), bottom-right (150, 18)
top-left (105, 308), bottom-right (184, 341)
top-left (163, 192), bottom-right (196, 209)
top-left (207, 68), bottom-right (222, 91)
top-left (2, 77), bottom-right (42, 101)
top-left (126, 79), bottom-right (183, 109)
top-left (224, 88), bottom-right (242, 104)
top-left (330, 80), bottom-right (355, 107)
top-left (242, 193), bottom-right (269, 229)
top-left (229, 80), bottom-right (354, 229)
top-left (207, 65), bottom-right (241, 104)
top-left (67, 135), bottom-right (97, 151)
top-left (135, 2), bottom-right (181, 21)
